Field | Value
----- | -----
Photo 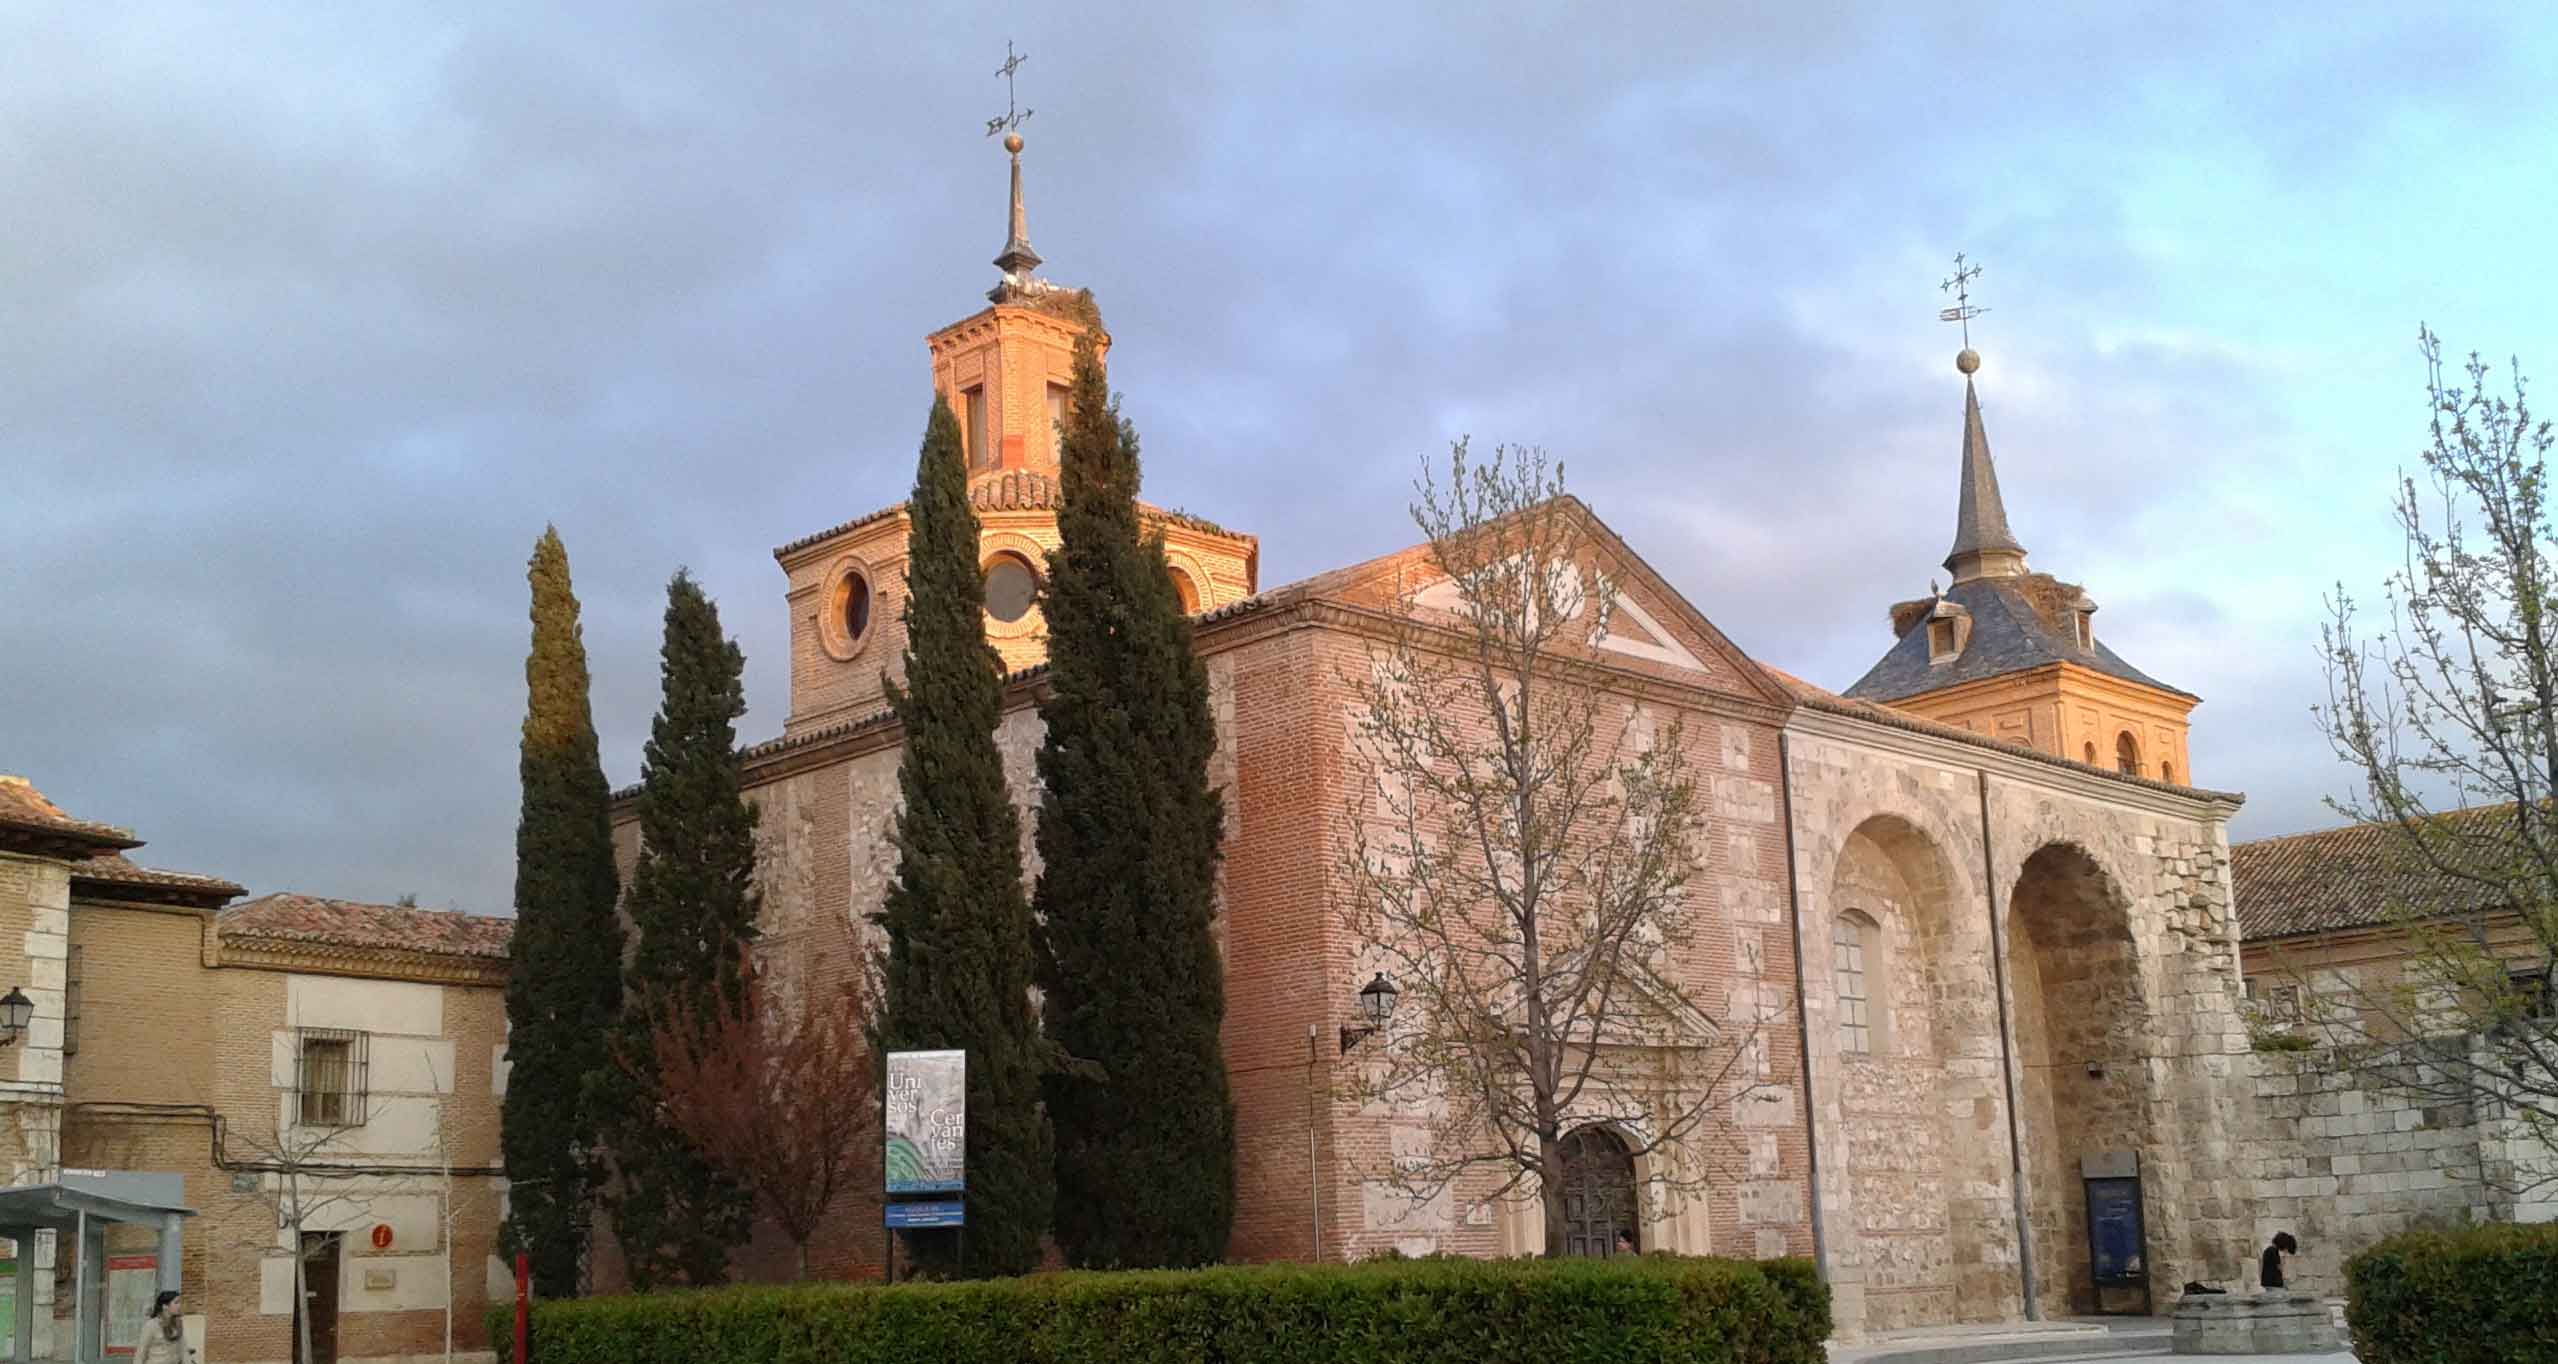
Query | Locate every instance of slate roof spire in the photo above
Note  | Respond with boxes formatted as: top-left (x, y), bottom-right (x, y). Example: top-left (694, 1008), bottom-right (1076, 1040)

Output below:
top-left (1943, 347), bottom-right (2029, 583)
top-left (993, 131), bottom-right (1042, 283)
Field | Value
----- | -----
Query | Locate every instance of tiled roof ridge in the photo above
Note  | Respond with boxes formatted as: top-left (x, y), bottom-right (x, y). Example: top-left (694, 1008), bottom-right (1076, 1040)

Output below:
top-left (0, 774), bottom-right (142, 849)
top-left (2228, 802), bottom-right (2531, 942)
top-left (71, 853), bottom-right (245, 901)
top-left (220, 892), bottom-right (512, 960)
top-left (772, 485), bottom-right (1253, 561)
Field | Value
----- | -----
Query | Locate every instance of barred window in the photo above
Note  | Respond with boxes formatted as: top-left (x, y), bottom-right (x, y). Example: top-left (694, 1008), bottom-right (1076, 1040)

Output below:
top-left (2115, 732), bottom-right (2141, 777)
top-left (296, 1028), bottom-right (370, 1128)
top-left (1833, 913), bottom-right (1874, 1055)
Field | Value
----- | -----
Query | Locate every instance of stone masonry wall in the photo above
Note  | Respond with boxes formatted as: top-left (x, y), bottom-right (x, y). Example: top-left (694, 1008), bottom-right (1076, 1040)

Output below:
top-left (1787, 712), bottom-right (2252, 1338)
top-left (2242, 1043), bottom-right (2555, 1298)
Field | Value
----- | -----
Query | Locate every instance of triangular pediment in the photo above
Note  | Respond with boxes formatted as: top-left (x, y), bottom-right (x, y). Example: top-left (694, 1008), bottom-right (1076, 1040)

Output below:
top-left (1274, 498), bottom-right (1791, 711)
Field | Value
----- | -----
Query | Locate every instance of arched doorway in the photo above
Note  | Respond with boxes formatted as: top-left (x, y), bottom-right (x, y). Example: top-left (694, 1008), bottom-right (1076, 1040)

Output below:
top-left (1557, 1126), bottom-right (1637, 1257)
top-left (2006, 842), bottom-right (2147, 1317)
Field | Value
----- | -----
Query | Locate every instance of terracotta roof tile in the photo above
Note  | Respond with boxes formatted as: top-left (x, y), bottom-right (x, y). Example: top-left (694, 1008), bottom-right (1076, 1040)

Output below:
top-left (219, 893), bottom-right (512, 961)
top-left (71, 853), bottom-right (243, 904)
top-left (0, 775), bottom-right (140, 851)
top-left (772, 482), bottom-right (1253, 561)
top-left (2232, 805), bottom-right (2521, 942)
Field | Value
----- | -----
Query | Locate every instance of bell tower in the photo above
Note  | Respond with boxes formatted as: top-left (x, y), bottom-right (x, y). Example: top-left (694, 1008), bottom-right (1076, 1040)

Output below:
top-left (1842, 262), bottom-right (2201, 783)
top-left (771, 88), bottom-right (1259, 740)
top-left (924, 128), bottom-right (1106, 480)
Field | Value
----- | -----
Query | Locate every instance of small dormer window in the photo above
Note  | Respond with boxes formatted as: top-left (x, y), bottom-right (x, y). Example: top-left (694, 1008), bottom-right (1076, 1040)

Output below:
top-left (1928, 617), bottom-right (1957, 660)
top-left (2076, 610), bottom-right (2094, 650)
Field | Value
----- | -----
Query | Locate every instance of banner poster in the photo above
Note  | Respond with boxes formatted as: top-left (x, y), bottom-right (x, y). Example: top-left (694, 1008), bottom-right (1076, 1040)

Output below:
top-left (104, 1255), bottom-right (157, 1357)
top-left (0, 1257), bottom-right (14, 1345)
top-left (884, 1049), bottom-right (967, 1194)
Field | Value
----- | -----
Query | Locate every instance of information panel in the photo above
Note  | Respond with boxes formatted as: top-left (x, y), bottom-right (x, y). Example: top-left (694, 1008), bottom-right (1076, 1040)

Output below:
top-left (885, 1049), bottom-right (967, 1194)
top-left (2084, 1177), bottom-right (2145, 1285)
top-left (104, 1255), bottom-right (158, 1357)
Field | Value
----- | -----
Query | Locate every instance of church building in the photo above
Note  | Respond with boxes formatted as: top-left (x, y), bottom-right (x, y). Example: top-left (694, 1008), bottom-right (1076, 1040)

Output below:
top-left (603, 135), bottom-right (2260, 1338)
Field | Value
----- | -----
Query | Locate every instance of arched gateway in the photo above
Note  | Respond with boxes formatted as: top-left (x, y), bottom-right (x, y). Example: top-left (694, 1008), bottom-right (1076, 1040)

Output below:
top-left (1557, 1127), bottom-right (1637, 1258)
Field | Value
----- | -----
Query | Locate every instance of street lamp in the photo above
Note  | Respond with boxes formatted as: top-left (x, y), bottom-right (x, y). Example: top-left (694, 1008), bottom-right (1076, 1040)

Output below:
top-left (0, 987), bottom-right (33, 1048)
top-left (1338, 973), bottom-right (1399, 1054)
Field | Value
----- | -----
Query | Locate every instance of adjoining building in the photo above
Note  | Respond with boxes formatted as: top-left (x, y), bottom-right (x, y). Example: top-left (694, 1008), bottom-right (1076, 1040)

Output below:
top-left (2232, 807), bottom-right (2558, 1291)
top-left (599, 134), bottom-right (2262, 1338)
top-left (1, 774), bottom-right (512, 1364)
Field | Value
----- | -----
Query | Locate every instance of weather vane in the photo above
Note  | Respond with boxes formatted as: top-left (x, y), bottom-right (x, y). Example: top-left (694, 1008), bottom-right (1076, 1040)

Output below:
top-left (987, 40), bottom-right (1034, 139)
top-left (1938, 252), bottom-right (1987, 351)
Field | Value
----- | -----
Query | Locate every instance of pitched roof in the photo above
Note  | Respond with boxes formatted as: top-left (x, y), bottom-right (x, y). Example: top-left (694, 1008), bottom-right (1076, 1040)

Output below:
top-left (1768, 666), bottom-right (2238, 802)
top-left (2232, 805), bottom-right (2524, 942)
top-left (218, 893), bottom-right (512, 962)
top-left (0, 775), bottom-right (141, 854)
top-left (1841, 573), bottom-right (2192, 704)
top-left (1946, 377), bottom-right (2027, 572)
top-left (70, 854), bottom-right (243, 907)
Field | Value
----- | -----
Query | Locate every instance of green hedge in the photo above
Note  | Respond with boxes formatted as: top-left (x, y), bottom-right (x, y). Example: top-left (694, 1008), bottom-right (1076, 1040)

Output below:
top-left (488, 1254), bottom-right (1829, 1364)
top-left (2346, 1221), bottom-right (2558, 1364)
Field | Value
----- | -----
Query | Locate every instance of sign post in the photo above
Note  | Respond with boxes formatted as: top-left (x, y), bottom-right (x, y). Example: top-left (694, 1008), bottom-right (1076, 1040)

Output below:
top-left (884, 1049), bottom-right (968, 1277)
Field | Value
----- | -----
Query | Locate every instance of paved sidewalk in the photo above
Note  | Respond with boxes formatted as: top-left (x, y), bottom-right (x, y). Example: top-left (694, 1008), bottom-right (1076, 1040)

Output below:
top-left (1826, 1315), bottom-right (2356, 1364)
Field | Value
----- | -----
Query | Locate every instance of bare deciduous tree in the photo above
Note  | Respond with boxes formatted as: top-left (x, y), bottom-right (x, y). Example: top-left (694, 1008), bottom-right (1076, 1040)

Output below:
top-left (2312, 326), bottom-right (2558, 1197)
top-left (1340, 440), bottom-right (1778, 1258)
top-left (629, 961), bottom-right (879, 1280)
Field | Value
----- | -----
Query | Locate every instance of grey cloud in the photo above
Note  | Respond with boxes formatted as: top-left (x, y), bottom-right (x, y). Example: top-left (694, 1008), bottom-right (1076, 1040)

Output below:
top-left (4, 2), bottom-right (2543, 909)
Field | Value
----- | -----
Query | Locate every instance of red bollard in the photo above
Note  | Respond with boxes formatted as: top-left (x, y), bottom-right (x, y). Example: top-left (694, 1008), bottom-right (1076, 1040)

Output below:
top-left (513, 1252), bottom-right (530, 1364)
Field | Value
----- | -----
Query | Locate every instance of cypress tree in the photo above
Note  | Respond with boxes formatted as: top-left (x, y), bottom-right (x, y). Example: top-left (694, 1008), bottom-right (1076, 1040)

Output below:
top-left (1033, 337), bottom-right (1235, 1267)
top-left (877, 397), bottom-right (1054, 1277)
top-left (601, 570), bottom-right (760, 1289)
top-left (502, 527), bottom-right (624, 1298)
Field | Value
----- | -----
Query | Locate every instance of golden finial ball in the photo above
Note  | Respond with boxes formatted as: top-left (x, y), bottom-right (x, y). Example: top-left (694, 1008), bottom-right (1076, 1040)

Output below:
top-left (1003, 132), bottom-right (1024, 154)
top-left (1956, 348), bottom-right (1981, 375)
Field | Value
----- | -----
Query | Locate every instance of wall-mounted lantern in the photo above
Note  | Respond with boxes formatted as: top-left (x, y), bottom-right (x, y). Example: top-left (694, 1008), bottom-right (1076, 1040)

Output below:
top-left (1339, 973), bottom-right (1399, 1054)
top-left (0, 987), bottom-right (35, 1048)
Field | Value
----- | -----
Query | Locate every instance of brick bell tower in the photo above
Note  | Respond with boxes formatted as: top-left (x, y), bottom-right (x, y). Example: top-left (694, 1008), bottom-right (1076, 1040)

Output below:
top-left (772, 125), bottom-right (1258, 740)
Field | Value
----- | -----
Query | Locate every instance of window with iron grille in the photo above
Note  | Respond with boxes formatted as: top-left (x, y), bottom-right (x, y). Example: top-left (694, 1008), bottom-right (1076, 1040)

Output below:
top-left (63, 947), bottom-right (81, 1057)
top-left (1834, 913), bottom-right (1873, 1055)
top-left (295, 1028), bottom-right (369, 1128)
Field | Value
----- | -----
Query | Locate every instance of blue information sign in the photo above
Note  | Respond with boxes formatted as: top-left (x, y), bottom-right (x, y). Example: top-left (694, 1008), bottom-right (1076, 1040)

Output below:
top-left (885, 1200), bottom-right (966, 1229)
top-left (2084, 1177), bottom-right (2145, 1285)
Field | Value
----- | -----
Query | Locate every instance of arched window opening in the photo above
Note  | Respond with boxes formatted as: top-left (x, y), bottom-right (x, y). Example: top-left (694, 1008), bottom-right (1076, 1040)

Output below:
top-left (2115, 732), bottom-right (2140, 777)
top-left (837, 571), bottom-right (871, 645)
top-left (2083, 741), bottom-right (2098, 765)
top-left (1557, 1126), bottom-right (1637, 1258)
top-left (1833, 912), bottom-right (1875, 1055)
top-left (983, 553), bottom-right (1039, 624)
top-left (2160, 761), bottom-right (2175, 785)
top-left (1168, 567), bottom-right (1200, 614)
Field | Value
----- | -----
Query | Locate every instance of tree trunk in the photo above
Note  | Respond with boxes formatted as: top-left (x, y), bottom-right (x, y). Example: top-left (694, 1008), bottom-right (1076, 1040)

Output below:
top-left (794, 1239), bottom-right (809, 1282)
top-left (1538, 1134), bottom-right (1568, 1260)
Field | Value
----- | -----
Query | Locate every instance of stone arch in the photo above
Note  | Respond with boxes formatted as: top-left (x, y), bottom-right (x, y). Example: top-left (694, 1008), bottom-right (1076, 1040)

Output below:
top-left (1823, 812), bottom-right (2012, 1328)
top-left (2004, 839), bottom-right (2153, 1317)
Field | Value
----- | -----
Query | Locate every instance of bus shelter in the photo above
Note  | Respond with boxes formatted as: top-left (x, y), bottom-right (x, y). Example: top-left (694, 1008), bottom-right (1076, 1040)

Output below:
top-left (0, 1172), bottom-right (189, 1363)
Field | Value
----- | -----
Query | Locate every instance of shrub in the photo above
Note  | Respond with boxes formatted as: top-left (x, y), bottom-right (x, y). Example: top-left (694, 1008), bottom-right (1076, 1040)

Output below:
top-left (2345, 1221), bottom-right (2558, 1364)
top-left (488, 1254), bottom-right (1829, 1364)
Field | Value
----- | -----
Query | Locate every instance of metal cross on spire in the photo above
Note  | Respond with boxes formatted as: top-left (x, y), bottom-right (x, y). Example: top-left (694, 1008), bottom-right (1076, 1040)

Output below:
top-left (1938, 252), bottom-right (1987, 351)
top-left (986, 40), bottom-right (1034, 139)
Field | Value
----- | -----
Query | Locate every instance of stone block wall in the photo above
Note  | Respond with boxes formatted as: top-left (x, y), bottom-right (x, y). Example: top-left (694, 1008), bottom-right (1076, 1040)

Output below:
top-left (2241, 1043), bottom-right (2555, 1296)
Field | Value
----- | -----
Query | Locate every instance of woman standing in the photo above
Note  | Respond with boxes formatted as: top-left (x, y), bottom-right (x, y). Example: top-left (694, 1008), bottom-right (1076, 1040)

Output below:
top-left (135, 1289), bottom-right (190, 1364)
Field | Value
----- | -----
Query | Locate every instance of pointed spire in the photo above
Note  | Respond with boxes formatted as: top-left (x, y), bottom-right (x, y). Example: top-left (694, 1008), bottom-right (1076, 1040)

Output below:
top-left (1943, 349), bottom-right (2028, 583)
top-left (993, 132), bottom-right (1042, 281)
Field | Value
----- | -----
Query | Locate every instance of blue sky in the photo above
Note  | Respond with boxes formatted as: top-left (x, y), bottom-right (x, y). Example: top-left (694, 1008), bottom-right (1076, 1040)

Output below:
top-left (6, 3), bottom-right (2554, 911)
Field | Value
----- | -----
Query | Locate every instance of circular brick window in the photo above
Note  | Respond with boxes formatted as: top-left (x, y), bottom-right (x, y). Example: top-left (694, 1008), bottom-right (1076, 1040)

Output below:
top-left (983, 553), bottom-right (1039, 624)
top-left (819, 558), bottom-right (877, 661)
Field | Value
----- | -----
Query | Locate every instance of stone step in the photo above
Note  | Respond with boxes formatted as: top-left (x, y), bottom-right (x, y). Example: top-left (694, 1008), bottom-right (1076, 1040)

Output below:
top-left (1831, 1323), bottom-right (2172, 1364)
